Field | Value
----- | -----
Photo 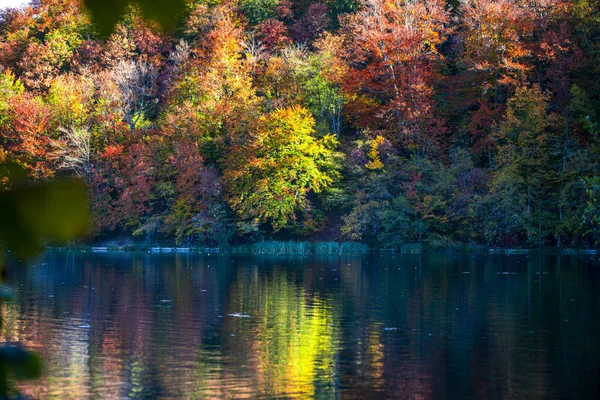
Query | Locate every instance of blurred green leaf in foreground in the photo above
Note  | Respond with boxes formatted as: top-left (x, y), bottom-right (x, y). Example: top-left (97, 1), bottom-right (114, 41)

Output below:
top-left (0, 162), bottom-right (90, 398)
top-left (0, 0), bottom-right (173, 394)
top-left (82, 0), bottom-right (186, 38)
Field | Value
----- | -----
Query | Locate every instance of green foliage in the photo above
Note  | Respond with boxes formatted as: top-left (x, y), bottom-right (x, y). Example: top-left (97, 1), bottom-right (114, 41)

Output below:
top-left (583, 176), bottom-right (600, 241)
top-left (326, 0), bottom-right (358, 25)
top-left (0, 72), bottom-right (24, 127)
top-left (239, 0), bottom-right (278, 24)
top-left (469, 175), bottom-right (527, 245)
top-left (162, 197), bottom-right (197, 245)
top-left (487, 86), bottom-right (552, 245)
top-left (378, 196), bottom-right (418, 248)
top-left (232, 240), bottom-right (367, 254)
top-left (341, 198), bottom-right (388, 242)
top-left (294, 52), bottom-right (345, 137)
top-left (201, 203), bottom-right (236, 248)
top-left (224, 106), bottom-right (341, 230)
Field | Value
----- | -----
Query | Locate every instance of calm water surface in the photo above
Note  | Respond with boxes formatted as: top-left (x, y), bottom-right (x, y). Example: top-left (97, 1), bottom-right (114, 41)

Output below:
top-left (2, 252), bottom-right (599, 399)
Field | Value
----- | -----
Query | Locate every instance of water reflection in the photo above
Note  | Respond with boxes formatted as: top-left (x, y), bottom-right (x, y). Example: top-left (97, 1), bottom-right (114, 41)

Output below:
top-left (1, 253), bottom-right (599, 398)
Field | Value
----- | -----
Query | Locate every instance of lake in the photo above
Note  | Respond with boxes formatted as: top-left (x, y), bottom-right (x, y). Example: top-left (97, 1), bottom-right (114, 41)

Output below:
top-left (2, 252), bottom-right (599, 399)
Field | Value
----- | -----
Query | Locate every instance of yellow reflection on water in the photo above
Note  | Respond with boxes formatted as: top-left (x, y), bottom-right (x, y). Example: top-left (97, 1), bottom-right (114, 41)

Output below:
top-left (220, 267), bottom-right (340, 399)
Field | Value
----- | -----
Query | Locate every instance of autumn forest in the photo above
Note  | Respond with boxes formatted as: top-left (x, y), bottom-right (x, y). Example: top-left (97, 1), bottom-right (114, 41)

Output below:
top-left (1, 0), bottom-right (600, 249)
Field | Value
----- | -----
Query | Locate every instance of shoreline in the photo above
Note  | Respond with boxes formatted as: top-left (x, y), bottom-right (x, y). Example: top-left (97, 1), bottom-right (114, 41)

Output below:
top-left (45, 243), bottom-right (599, 256)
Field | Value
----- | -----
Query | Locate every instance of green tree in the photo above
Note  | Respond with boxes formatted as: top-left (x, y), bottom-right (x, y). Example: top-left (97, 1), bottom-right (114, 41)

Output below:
top-left (240, 0), bottom-right (278, 25)
top-left (479, 86), bottom-right (552, 245)
top-left (223, 105), bottom-right (341, 230)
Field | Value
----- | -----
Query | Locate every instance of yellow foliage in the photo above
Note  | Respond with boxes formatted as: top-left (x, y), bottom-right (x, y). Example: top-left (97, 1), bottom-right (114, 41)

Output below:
top-left (365, 135), bottom-right (385, 170)
top-left (224, 105), bottom-right (340, 230)
top-left (47, 74), bottom-right (94, 126)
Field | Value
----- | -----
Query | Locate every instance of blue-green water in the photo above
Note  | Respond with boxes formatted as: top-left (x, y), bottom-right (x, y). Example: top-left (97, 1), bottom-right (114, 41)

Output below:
top-left (2, 252), bottom-right (599, 399)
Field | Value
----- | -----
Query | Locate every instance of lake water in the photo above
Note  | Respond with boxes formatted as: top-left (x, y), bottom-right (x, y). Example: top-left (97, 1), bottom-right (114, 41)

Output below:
top-left (2, 252), bottom-right (599, 399)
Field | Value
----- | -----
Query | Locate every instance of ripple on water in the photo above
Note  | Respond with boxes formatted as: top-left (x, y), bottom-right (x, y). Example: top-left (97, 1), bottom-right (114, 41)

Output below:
top-left (5, 252), bottom-right (600, 399)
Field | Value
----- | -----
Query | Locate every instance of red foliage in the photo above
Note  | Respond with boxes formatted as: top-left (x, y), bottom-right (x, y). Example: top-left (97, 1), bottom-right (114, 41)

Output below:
top-left (0, 8), bottom-right (32, 71)
top-left (275, 0), bottom-right (294, 19)
top-left (256, 20), bottom-right (292, 51)
top-left (102, 14), bottom-right (170, 67)
top-left (468, 99), bottom-right (504, 155)
top-left (291, 3), bottom-right (330, 43)
top-left (73, 40), bottom-right (104, 72)
top-left (0, 0), bottom-right (90, 91)
top-left (92, 138), bottom-right (155, 232)
top-left (169, 139), bottom-right (221, 202)
top-left (2, 95), bottom-right (54, 178)
top-left (341, 0), bottom-right (450, 155)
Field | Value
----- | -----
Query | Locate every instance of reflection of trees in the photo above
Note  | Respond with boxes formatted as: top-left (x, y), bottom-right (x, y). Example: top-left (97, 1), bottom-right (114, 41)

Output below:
top-left (4, 252), bottom-right (233, 398)
top-left (2, 253), bottom-right (598, 398)
top-left (223, 266), bottom-right (340, 398)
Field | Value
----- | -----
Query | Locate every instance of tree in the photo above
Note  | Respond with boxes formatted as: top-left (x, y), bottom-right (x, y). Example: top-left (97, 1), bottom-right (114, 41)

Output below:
top-left (163, 5), bottom-right (259, 160)
top-left (47, 72), bottom-right (95, 127)
top-left (291, 3), bottom-right (331, 43)
top-left (297, 35), bottom-right (347, 137)
top-left (583, 176), bottom-right (600, 244)
top-left (0, 71), bottom-right (24, 127)
top-left (2, 0), bottom-right (600, 251)
top-left (82, 0), bottom-right (186, 38)
top-left (109, 59), bottom-right (158, 131)
top-left (91, 138), bottom-right (155, 234)
top-left (240, 0), bottom-right (279, 25)
top-left (52, 126), bottom-right (93, 182)
top-left (0, 94), bottom-right (54, 179)
top-left (160, 137), bottom-right (230, 246)
top-left (255, 19), bottom-right (291, 53)
top-left (341, 0), bottom-right (450, 156)
top-left (458, 0), bottom-right (532, 160)
top-left (0, 0), bottom-right (91, 92)
top-left (223, 105), bottom-right (341, 230)
top-left (483, 85), bottom-right (552, 245)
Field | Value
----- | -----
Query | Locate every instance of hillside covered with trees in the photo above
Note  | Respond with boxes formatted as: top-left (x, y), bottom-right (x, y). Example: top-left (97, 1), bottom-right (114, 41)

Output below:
top-left (1, 0), bottom-right (600, 249)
